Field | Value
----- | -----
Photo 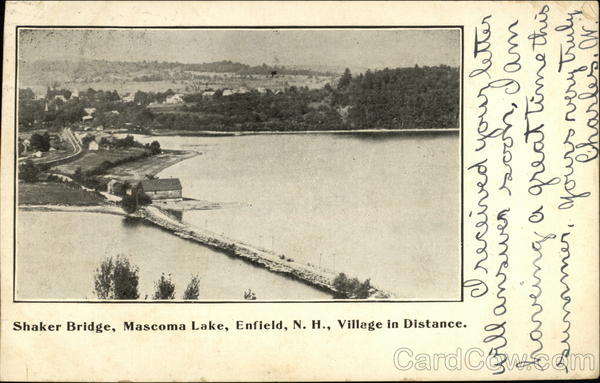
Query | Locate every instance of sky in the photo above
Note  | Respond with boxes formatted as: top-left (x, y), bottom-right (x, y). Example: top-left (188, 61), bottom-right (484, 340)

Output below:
top-left (18, 28), bottom-right (460, 71)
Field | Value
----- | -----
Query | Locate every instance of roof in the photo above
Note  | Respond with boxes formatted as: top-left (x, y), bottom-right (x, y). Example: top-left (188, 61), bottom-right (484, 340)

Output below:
top-left (140, 178), bottom-right (182, 192)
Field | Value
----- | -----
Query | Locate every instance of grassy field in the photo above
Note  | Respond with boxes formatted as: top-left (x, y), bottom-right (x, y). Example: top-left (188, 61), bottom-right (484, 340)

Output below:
top-left (22, 73), bottom-right (336, 97)
top-left (19, 182), bottom-right (106, 206)
top-left (53, 148), bottom-right (147, 175)
top-left (101, 150), bottom-right (197, 182)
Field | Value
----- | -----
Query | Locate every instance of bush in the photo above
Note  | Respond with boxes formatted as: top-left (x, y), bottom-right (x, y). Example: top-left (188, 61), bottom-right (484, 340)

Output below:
top-left (19, 161), bottom-right (40, 182)
top-left (120, 188), bottom-right (152, 214)
top-left (182, 274), bottom-right (200, 300)
top-left (243, 289), bottom-right (257, 300)
top-left (146, 140), bottom-right (161, 155)
top-left (94, 255), bottom-right (140, 299)
top-left (153, 273), bottom-right (175, 300)
top-left (332, 273), bottom-right (372, 299)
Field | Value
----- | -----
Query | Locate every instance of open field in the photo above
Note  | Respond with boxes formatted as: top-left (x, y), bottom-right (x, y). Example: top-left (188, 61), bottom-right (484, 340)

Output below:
top-left (53, 148), bottom-right (148, 175)
top-left (21, 73), bottom-right (336, 98)
top-left (18, 182), bottom-right (106, 206)
top-left (100, 150), bottom-right (197, 182)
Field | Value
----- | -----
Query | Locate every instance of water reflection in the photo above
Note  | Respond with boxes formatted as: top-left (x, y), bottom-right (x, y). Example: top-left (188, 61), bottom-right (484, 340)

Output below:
top-left (121, 215), bottom-right (146, 228)
top-left (335, 129), bottom-right (459, 141)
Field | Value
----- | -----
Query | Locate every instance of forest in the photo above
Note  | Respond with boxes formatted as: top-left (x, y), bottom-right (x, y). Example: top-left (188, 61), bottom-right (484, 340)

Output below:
top-left (19, 65), bottom-right (459, 132)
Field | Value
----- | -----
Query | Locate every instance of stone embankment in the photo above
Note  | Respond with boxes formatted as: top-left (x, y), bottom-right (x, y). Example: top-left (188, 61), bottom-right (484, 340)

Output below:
top-left (138, 205), bottom-right (393, 299)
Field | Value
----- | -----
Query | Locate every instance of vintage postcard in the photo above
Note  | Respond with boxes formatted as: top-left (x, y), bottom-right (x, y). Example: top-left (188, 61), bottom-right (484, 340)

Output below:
top-left (1, 1), bottom-right (598, 381)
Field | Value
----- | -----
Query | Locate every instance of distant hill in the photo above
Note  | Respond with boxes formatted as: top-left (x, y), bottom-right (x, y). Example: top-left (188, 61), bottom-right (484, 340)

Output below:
top-left (18, 59), bottom-right (335, 87)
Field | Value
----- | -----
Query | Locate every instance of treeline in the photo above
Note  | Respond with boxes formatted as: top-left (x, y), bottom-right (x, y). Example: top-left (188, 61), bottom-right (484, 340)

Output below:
top-left (334, 65), bottom-right (459, 129)
top-left (19, 59), bottom-right (332, 85)
top-left (93, 254), bottom-right (258, 300)
top-left (148, 65), bottom-right (459, 131)
top-left (180, 60), bottom-right (331, 76)
top-left (152, 87), bottom-right (345, 132)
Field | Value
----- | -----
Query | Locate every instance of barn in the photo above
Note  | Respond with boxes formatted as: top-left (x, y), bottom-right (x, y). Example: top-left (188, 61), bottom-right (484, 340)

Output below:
top-left (139, 178), bottom-right (182, 201)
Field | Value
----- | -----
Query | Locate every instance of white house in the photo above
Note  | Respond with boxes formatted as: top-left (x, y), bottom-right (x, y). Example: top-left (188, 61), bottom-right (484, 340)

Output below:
top-left (222, 89), bottom-right (235, 97)
top-left (202, 91), bottom-right (215, 98)
top-left (88, 140), bottom-right (99, 150)
top-left (122, 93), bottom-right (135, 103)
top-left (165, 94), bottom-right (184, 104)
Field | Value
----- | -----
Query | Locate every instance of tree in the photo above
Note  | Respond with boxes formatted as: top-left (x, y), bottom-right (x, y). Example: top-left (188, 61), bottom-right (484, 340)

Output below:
top-left (337, 68), bottom-right (352, 90)
top-left (332, 272), bottom-right (372, 299)
top-left (149, 141), bottom-right (161, 155)
top-left (81, 134), bottom-right (96, 149)
top-left (182, 274), bottom-right (200, 300)
top-left (94, 255), bottom-right (140, 299)
top-left (121, 185), bottom-right (151, 214)
top-left (121, 194), bottom-right (138, 214)
top-left (19, 88), bottom-right (35, 102)
top-left (153, 273), bottom-right (176, 300)
top-left (19, 161), bottom-right (39, 182)
top-left (73, 166), bottom-right (83, 182)
top-left (30, 132), bottom-right (51, 152)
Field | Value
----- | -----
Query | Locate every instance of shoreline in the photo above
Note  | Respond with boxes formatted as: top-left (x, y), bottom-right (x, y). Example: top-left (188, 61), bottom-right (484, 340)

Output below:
top-left (145, 128), bottom-right (460, 137)
top-left (18, 204), bottom-right (125, 216)
top-left (99, 149), bottom-right (199, 182)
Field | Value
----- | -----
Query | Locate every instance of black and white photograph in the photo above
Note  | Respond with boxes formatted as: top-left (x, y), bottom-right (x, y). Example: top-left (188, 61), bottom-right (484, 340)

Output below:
top-left (15, 28), bottom-right (461, 301)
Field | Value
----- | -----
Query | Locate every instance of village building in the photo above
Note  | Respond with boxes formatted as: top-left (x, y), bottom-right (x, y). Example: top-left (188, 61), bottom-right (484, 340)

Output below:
top-left (222, 89), bottom-right (235, 97)
top-left (122, 93), bottom-right (135, 103)
top-left (202, 90), bottom-right (215, 98)
top-left (107, 179), bottom-right (126, 195)
top-left (88, 140), bottom-right (99, 151)
top-left (165, 94), bottom-right (184, 104)
top-left (138, 178), bottom-right (182, 201)
top-left (22, 139), bottom-right (31, 152)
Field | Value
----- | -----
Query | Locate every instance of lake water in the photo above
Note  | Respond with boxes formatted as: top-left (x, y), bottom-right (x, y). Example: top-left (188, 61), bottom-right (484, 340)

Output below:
top-left (17, 211), bottom-right (330, 300)
top-left (17, 131), bottom-right (461, 300)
